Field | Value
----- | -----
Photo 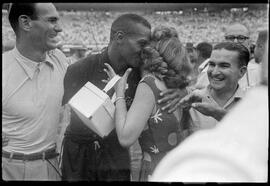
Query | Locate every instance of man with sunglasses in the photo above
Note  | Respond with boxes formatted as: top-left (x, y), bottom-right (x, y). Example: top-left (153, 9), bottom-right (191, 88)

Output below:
top-left (2, 3), bottom-right (68, 180)
top-left (225, 23), bottom-right (262, 91)
top-left (224, 23), bottom-right (251, 50)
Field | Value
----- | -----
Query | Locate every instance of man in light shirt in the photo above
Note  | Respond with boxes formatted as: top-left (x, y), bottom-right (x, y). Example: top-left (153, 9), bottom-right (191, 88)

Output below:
top-left (178, 42), bottom-right (249, 132)
top-left (2, 3), bottom-right (68, 180)
top-left (195, 23), bottom-right (261, 91)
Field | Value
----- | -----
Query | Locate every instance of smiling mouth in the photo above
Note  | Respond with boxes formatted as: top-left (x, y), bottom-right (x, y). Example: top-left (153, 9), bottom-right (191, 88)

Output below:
top-left (49, 35), bottom-right (60, 42)
top-left (211, 77), bottom-right (225, 82)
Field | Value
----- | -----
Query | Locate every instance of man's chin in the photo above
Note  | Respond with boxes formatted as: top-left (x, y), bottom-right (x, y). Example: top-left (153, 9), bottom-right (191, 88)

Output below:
top-left (127, 62), bottom-right (140, 68)
top-left (46, 44), bottom-right (58, 51)
top-left (210, 83), bottom-right (225, 91)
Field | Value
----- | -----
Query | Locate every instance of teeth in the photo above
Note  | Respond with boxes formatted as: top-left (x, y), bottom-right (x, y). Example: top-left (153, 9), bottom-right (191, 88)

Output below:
top-left (212, 78), bottom-right (223, 81)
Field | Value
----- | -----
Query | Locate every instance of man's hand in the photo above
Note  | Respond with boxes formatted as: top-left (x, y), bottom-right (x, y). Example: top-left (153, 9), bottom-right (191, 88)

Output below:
top-left (178, 90), bottom-right (227, 121)
top-left (178, 90), bottom-right (204, 109)
top-left (191, 102), bottom-right (227, 121)
top-left (158, 88), bottom-right (188, 113)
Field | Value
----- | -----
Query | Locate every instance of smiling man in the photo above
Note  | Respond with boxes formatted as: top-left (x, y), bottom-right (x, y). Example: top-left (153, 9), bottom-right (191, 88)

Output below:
top-left (194, 23), bottom-right (261, 91)
top-left (2, 3), bottom-right (68, 180)
top-left (178, 42), bottom-right (249, 131)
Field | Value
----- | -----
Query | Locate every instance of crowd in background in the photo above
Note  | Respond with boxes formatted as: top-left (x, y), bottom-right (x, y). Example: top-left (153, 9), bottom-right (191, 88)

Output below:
top-left (2, 8), bottom-right (268, 50)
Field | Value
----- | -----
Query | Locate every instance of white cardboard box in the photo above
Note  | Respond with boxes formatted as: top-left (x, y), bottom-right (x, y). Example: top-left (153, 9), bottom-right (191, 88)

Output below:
top-left (68, 76), bottom-right (120, 138)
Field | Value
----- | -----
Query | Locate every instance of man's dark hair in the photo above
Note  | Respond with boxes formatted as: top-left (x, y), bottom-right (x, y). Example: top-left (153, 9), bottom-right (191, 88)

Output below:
top-left (110, 13), bottom-right (151, 41)
top-left (8, 3), bottom-right (38, 35)
top-left (196, 42), bottom-right (212, 59)
top-left (213, 42), bottom-right (250, 67)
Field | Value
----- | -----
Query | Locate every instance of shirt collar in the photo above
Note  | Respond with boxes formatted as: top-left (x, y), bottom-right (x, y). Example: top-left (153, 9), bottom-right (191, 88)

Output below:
top-left (101, 47), bottom-right (111, 66)
top-left (206, 84), bottom-right (245, 108)
top-left (233, 85), bottom-right (245, 98)
top-left (223, 85), bottom-right (245, 108)
top-left (13, 47), bottom-right (54, 79)
top-left (198, 58), bottom-right (210, 72)
top-left (45, 50), bottom-right (55, 68)
top-left (96, 47), bottom-right (110, 73)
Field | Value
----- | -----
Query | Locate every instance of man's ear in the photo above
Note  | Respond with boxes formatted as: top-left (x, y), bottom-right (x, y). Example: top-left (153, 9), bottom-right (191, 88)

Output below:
top-left (115, 31), bottom-right (125, 43)
top-left (239, 65), bottom-right (247, 78)
top-left (18, 15), bottom-right (32, 31)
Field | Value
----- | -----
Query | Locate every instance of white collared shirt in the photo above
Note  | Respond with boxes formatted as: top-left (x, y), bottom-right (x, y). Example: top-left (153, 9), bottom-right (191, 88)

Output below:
top-left (189, 85), bottom-right (245, 131)
top-left (2, 47), bottom-right (68, 154)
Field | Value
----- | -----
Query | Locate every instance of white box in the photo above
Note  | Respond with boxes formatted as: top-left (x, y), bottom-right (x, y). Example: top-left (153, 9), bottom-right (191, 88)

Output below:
top-left (68, 76), bottom-right (120, 138)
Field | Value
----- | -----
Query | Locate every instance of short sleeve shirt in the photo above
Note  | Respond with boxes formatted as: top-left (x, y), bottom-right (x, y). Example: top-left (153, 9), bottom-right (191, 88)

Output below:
top-left (2, 47), bottom-right (68, 154)
top-left (189, 85), bottom-right (245, 131)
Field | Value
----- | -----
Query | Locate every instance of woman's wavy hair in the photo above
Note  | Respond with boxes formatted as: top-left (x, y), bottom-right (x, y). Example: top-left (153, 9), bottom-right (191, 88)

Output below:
top-left (141, 25), bottom-right (192, 89)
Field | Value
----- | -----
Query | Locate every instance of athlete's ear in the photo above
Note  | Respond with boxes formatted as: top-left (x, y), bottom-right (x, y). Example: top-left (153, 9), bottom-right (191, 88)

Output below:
top-left (115, 31), bottom-right (125, 42)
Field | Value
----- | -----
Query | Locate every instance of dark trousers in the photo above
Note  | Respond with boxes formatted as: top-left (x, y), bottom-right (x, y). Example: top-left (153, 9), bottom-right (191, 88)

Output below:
top-left (61, 130), bottom-right (130, 181)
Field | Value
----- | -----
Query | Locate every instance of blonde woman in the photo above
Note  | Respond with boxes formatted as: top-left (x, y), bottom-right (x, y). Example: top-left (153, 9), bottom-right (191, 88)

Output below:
top-left (104, 26), bottom-right (192, 181)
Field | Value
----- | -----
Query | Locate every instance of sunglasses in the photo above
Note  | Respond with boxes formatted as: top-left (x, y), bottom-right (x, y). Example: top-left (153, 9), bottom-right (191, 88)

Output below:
top-left (225, 35), bottom-right (249, 43)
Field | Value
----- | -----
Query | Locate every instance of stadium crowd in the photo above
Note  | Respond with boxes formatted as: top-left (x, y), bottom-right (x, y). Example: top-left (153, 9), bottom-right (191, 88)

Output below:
top-left (2, 8), bottom-right (268, 49)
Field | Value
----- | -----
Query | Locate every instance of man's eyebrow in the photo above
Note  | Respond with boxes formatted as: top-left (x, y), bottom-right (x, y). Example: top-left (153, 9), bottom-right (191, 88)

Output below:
top-left (218, 62), bottom-right (231, 66)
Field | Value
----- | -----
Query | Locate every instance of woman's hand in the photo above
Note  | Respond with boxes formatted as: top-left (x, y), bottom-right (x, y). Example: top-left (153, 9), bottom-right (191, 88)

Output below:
top-left (103, 63), bottom-right (117, 83)
top-left (104, 63), bottom-right (132, 97)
